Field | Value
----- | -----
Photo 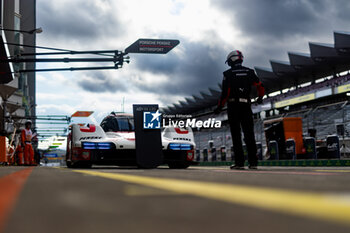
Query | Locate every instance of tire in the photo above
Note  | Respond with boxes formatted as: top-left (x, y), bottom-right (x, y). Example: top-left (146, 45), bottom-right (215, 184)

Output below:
top-left (66, 129), bottom-right (74, 168)
top-left (137, 164), bottom-right (158, 169)
top-left (67, 161), bottom-right (92, 169)
top-left (66, 161), bottom-right (79, 168)
top-left (168, 162), bottom-right (190, 169)
top-left (81, 163), bottom-right (92, 169)
top-left (66, 161), bottom-right (73, 168)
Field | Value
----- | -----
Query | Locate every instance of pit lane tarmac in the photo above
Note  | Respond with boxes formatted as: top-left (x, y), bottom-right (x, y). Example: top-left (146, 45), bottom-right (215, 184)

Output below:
top-left (1, 166), bottom-right (350, 233)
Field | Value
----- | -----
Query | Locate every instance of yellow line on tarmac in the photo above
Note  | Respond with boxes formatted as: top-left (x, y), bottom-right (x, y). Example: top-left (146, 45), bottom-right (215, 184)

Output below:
top-left (73, 169), bottom-right (350, 226)
top-left (314, 170), bottom-right (350, 173)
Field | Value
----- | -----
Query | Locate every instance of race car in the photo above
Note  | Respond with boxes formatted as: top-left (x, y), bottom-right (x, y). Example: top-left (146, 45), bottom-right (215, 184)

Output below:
top-left (66, 112), bottom-right (196, 169)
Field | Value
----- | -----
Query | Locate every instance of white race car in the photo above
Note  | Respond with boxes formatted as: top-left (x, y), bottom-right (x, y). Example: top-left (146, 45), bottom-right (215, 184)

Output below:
top-left (66, 113), bottom-right (196, 168)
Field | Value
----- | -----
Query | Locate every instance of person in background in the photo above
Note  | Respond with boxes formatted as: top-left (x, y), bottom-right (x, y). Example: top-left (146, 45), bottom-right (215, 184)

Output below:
top-left (215, 50), bottom-right (265, 169)
top-left (21, 120), bottom-right (36, 165)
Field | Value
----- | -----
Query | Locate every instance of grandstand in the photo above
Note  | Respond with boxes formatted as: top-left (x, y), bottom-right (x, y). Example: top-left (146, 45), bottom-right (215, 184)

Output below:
top-left (161, 31), bottom-right (350, 156)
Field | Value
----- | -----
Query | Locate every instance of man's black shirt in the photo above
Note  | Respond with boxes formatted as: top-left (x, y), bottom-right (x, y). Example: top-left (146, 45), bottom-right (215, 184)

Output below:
top-left (219, 64), bottom-right (261, 106)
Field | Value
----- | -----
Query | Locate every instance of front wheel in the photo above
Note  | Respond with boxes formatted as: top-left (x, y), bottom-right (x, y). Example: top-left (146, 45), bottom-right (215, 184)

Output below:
top-left (66, 161), bottom-right (92, 169)
top-left (66, 160), bottom-right (73, 168)
top-left (80, 162), bottom-right (92, 169)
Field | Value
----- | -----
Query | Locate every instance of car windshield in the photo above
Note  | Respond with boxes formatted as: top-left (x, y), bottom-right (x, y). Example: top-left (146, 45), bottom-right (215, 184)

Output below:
top-left (100, 116), bottom-right (134, 132)
top-left (117, 118), bottom-right (131, 131)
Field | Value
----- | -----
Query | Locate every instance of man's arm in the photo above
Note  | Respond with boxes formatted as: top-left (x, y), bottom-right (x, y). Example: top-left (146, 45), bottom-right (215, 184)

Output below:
top-left (251, 69), bottom-right (265, 103)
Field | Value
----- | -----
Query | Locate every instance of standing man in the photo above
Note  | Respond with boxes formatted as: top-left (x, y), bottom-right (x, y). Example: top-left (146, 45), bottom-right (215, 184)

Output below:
top-left (21, 120), bottom-right (35, 165)
top-left (215, 50), bottom-right (264, 169)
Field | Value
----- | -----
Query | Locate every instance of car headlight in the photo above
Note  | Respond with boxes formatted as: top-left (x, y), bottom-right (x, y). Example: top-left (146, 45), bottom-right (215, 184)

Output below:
top-left (97, 142), bottom-right (113, 150)
top-left (81, 142), bottom-right (114, 150)
top-left (169, 143), bottom-right (192, 150)
top-left (81, 142), bottom-right (96, 150)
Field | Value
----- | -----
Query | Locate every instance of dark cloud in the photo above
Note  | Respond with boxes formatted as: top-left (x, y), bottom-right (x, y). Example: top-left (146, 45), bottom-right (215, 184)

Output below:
top-left (213, 0), bottom-right (350, 68)
top-left (37, 0), bottom-right (122, 43)
top-left (131, 0), bottom-right (350, 101)
top-left (333, 0), bottom-right (350, 23)
top-left (77, 71), bottom-right (126, 93)
top-left (37, 0), bottom-right (350, 105)
top-left (215, 0), bottom-right (350, 39)
top-left (130, 36), bottom-right (227, 98)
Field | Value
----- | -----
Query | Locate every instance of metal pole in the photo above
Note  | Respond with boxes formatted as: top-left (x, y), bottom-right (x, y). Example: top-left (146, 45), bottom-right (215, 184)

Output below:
top-left (3, 57), bottom-right (119, 63)
top-left (21, 50), bottom-right (121, 56)
top-left (1, 99), bottom-right (6, 135)
top-left (5, 42), bottom-right (117, 57)
top-left (18, 65), bottom-right (120, 73)
top-left (1, 27), bottom-right (40, 34)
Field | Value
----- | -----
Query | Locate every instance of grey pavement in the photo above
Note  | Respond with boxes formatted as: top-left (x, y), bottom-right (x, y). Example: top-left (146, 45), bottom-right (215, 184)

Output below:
top-left (2, 166), bottom-right (350, 233)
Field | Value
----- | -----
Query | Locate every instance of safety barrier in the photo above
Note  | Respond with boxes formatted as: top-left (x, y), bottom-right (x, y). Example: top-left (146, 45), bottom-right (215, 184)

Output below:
top-left (220, 146), bottom-right (226, 161)
top-left (285, 139), bottom-right (296, 160)
top-left (203, 148), bottom-right (208, 161)
top-left (196, 159), bottom-right (350, 167)
top-left (196, 149), bottom-right (200, 162)
top-left (195, 135), bottom-right (342, 163)
top-left (304, 137), bottom-right (317, 159)
top-left (327, 135), bottom-right (340, 159)
top-left (268, 140), bottom-right (279, 160)
top-left (211, 147), bottom-right (217, 161)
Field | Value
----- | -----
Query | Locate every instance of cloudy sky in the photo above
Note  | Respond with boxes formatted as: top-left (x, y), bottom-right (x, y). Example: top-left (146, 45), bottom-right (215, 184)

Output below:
top-left (35, 0), bottom-right (350, 123)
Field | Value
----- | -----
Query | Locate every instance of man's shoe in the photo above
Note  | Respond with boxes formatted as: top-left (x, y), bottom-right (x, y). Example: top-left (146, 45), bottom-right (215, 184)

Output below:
top-left (230, 165), bottom-right (245, 170)
top-left (248, 165), bottom-right (258, 170)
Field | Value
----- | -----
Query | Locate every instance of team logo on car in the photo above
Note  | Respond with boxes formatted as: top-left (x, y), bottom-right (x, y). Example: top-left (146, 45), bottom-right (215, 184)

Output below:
top-left (143, 110), bottom-right (161, 129)
top-left (186, 151), bottom-right (194, 161)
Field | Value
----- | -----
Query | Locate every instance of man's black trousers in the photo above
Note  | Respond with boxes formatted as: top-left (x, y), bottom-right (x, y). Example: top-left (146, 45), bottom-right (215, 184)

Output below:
top-left (227, 102), bottom-right (258, 166)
